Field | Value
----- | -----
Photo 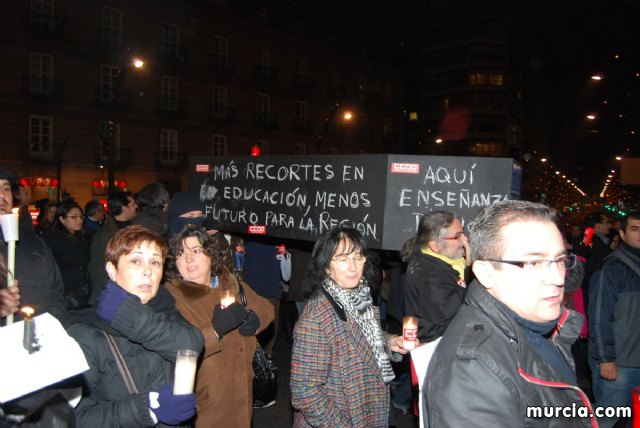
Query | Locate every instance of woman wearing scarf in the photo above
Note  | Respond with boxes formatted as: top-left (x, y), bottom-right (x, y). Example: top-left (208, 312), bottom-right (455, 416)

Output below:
top-left (67, 225), bottom-right (204, 427)
top-left (290, 227), bottom-right (407, 428)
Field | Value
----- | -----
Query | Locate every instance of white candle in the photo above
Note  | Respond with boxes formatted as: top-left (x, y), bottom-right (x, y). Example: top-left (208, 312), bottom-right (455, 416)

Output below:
top-left (173, 349), bottom-right (198, 394)
top-left (0, 209), bottom-right (19, 325)
top-left (22, 306), bottom-right (36, 353)
top-left (403, 316), bottom-right (419, 350)
top-left (220, 290), bottom-right (236, 309)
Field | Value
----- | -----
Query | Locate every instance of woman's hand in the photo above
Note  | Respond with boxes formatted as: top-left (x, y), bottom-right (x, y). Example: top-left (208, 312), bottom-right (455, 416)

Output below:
top-left (388, 335), bottom-right (409, 354)
top-left (0, 280), bottom-right (19, 317)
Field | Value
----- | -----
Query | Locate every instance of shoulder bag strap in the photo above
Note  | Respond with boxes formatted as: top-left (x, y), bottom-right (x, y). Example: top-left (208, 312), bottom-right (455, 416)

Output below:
top-left (237, 280), bottom-right (248, 307)
top-left (102, 331), bottom-right (139, 394)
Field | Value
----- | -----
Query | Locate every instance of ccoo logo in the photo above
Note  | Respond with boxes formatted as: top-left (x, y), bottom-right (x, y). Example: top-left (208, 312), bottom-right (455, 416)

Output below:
top-left (248, 225), bottom-right (267, 234)
top-left (195, 164), bottom-right (210, 172)
top-left (391, 162), bottom-right (420, 174)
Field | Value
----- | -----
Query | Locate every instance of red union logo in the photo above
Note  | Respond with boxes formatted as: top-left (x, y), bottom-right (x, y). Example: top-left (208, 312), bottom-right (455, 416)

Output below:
top-left (248, 225), bottom-right (267, 234)
top-left (391, 162), bottom-right (420, 174)
top-left (195, 164), bottom-right (210, 172)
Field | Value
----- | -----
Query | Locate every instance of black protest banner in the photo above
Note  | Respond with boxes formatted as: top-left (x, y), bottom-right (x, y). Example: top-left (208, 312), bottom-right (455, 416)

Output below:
top-left (189, 154), bottom-right (521, 251)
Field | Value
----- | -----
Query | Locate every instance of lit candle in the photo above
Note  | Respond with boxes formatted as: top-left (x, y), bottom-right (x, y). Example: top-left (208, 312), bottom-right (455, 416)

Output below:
top-left (220, 290), bottom-right (236, 309)
top-left (21, 306), bottom-right (37, 354)
top-left (0, 208), bottom-right (20, 325)
top-left (402, 316), bottom-right (419, 350)
top-left (173, 349), bottom-right (198, 394)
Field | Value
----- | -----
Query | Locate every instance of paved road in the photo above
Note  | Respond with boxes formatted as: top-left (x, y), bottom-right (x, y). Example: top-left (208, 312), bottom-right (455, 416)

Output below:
top-left (252, 333), bottom-right (419, 428)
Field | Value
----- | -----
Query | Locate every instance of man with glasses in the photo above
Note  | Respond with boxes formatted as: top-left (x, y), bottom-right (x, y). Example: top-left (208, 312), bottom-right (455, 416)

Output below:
top-left (425, 200), bottom-right (594, 427)
top-left (588, 211), bottom-right (640, 428)
top-left (404, 211), bottom-right (471, 343)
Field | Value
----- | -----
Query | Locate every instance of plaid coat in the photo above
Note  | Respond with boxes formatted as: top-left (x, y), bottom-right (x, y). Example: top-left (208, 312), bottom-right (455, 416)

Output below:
top-left (291, 289), bottom-right (390, 428)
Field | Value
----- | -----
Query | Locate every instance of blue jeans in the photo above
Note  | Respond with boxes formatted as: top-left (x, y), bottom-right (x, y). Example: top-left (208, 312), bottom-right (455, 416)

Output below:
top-left (589, 359), bottom-right (640, 428)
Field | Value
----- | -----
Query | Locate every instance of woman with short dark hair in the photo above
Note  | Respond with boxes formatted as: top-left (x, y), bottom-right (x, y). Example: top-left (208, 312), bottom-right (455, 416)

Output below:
top-left (67, 225), bottom-right (204, 427)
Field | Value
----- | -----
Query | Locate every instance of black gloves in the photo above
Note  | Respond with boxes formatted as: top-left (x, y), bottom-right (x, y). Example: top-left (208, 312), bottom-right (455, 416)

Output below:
top-left (238, 310), bottom-right (259, 336)
top-left (212, 303), bottom-right (245, 338)
top-left (212, 303), bottom-right (261, 338)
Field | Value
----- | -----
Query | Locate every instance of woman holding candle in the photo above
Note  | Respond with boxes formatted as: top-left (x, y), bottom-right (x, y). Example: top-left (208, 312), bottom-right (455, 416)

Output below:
top-left (66, 225), bottom-right (204, 427)
top-left (290, 227), bottom-right (407, 428)
top-left (165, 224), bottom-right (274, 428)
top-left (45, 200), bottom-right (91, 310)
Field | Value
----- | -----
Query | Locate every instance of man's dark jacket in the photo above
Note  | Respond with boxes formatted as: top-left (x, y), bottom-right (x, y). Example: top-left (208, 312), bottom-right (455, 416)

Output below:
top-left (425, 281), bottom-right (595, 427)
top-left (404, 249), bottom-right (467, 342)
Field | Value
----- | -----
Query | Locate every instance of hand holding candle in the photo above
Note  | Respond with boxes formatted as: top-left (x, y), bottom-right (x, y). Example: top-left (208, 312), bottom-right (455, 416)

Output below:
top-left (0, 208), bottom-right (19, 325)
top-left (173, 349), bottom-right (198, 394)
top-left (220, 290), bottom-right (236, 309)
top-left (402, 316), bottom-right (419, 350)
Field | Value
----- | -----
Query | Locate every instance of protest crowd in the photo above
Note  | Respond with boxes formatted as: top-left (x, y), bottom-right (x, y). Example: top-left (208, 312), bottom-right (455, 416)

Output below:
top-left (1, 162), bottom-right (639, 428)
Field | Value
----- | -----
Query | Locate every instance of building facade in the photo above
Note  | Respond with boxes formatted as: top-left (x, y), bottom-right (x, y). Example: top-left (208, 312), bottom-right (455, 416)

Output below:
top-left (1, 1), bottom-right (405, 205)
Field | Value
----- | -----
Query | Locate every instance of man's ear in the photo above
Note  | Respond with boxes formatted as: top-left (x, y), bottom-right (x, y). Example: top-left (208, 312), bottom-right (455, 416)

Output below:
top-left (106, 261), bottom-right (117, 282)
top-left (427, 240), bottom-right (440, 253)
top-left (472, 261), bottom-right (497, 289)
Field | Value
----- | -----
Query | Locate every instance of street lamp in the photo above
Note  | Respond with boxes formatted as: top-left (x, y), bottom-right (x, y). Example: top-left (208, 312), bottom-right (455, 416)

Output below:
top-left (106, 56), bottom-right (144, 198)
top-left (315, 100), bottom-right (352, 154)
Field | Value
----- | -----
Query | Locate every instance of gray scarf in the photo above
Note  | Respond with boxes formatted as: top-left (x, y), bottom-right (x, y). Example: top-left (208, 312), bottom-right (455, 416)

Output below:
top-left (322, 276), bottom-right (395, 383)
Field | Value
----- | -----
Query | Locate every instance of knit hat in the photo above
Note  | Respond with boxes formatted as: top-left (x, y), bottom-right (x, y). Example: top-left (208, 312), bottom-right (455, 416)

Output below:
top-left (168, 192), bottom-right (204, 220)
top-left (168, 192), bottom-right (205, 235)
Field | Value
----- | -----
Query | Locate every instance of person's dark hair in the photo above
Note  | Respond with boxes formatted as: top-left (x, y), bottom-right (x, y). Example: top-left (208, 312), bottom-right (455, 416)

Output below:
top-left (84, 199), bottom-right (103, 218)
top-left (0, 165), bottom-right (18, 197)
top-left (403, 211), bottom-right (457, 256)
top-left (135, 183), bottom-right (169, 211)
top-left (621, 211), bottom-right (640, 231)
top-left (468, 200), bottom-right (556, 263)
top-left (108, 191), bottom-right (132, 217)
top-left (105, 224), bottom-right (168, 265)
top-left (53, 200), bottom-right (83, 233)
top-left (301, 227), bottom-right (374, 298)
top-left (35, 199), bottom-right (50, 224)
top-left (166, 224), bottom-right (223, 281)
top-left (584, 212), bottom-right (607, 229)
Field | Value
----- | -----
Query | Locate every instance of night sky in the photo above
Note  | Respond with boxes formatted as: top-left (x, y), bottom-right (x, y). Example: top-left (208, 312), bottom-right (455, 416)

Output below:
top-left (251, 0), bottom-right (639, 196)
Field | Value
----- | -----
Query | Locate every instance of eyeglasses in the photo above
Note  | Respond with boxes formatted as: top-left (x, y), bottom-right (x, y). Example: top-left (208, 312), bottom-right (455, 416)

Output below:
top-left (441, 232), bottom-right (464, 241)
top-left (332, 254), bottom-right (367, 268)
top-left (485, 254), bottom-right (577, 271)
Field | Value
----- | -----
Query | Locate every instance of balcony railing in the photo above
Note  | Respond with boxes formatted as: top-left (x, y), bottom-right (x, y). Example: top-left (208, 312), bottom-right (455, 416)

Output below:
top-left (21, 141), bottom-right (57, 162)
top-left (21, 76), bottom-right (64, 100)
top-left (254, 112), bottom-right (278, 129)
top-left (158, 44), bottom-right (188, 63)
top-left (93, 147), bottom-right (131, 166)
top-left (292, 74), bottom-right (314, 90)
top-left (157, 97), bottom-right (188, 117)
top-left (96, 28), bottom-right (134, 50)
top-left (156, 151), bottom-right (189, 168)
top-left (208, 105), bottom-right (236, 122)
top-left (209, 55), bottom-right (237, 74)
top-left (94, 87), bottom-right (132, 112)
top-left (22, 11), bottom-right (64, 36)
top-left (358, 90), bottom-right (377, 105)
top-left (292, 117), bottom-right (315, 134)
top-left (253, 65), bottom-right (279, 84)
top-left (326, 84), bottom-right (346, 99)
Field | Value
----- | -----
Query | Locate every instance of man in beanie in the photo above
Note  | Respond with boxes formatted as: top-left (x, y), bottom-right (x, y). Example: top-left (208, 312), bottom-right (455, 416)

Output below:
top-left (168, 192), bottom-right (205, 235)
top-left (0, 165), bottom-right (66, 325)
